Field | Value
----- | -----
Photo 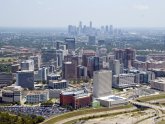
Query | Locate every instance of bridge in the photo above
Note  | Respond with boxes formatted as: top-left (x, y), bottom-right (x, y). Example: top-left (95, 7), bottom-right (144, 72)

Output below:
top-left (130, 100), bottom-right (165, 119)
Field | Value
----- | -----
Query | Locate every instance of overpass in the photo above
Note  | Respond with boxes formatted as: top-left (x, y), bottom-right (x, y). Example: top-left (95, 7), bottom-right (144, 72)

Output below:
top-left (130, 100), bottom-right (165, 118)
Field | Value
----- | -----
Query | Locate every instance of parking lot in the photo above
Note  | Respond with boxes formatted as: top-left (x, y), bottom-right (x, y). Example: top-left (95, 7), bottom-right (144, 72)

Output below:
top-left (0, 105), bottom-right (69, 118)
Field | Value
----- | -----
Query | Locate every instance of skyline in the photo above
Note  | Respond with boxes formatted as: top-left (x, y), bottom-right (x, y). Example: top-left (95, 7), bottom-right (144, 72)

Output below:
top-left (0, 0), bottom-right (165, 28)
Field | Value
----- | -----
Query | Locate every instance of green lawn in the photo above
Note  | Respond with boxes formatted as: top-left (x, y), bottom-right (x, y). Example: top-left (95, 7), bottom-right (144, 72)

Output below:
top-left (136, 94), bottom-right (165, 102)
top-left (0, 57), bottom-right (16, 62)
top-left (42, 104), bottom-right (133, 124)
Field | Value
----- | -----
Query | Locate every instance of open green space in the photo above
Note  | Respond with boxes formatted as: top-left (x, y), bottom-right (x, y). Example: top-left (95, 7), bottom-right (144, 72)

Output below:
top-left (0, 57), bottom-right (16, 62)
top-left (136, 94), bottom-right (165, 102)
top-left (42, 104), bottom-right (133, 124)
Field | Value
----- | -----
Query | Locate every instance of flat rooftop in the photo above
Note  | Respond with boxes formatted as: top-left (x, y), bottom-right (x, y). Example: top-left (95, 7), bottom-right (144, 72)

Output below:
top-left (97, 95), bottom-right (126, 102)
top-left (152, 78), bottom-right (165, 84)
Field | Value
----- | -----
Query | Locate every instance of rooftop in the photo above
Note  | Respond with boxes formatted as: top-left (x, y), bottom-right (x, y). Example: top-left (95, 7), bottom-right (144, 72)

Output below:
top-left (152, 78), bottom-right (165, 84)
top-left (27, 90), bottom-right (48, 95)
top-left (49, 80), bottom-right (67, 84)
top-left (97, 95), bottom-right (126, 102)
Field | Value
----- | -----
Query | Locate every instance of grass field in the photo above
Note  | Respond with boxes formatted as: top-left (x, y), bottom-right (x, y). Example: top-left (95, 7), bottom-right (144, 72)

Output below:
top-left (42, 104), bottom-right (133, 124)
top-left (136, 94), bottom-right (165, 102)
top-left (0, 57), bottom-right (16, 62)
top-left (63, 109), bottom-right (139, 124)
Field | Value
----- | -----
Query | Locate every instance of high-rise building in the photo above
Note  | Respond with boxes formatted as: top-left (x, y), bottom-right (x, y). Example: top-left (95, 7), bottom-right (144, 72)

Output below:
top-left (77, 65), bottom-right (87, 79)
top-left (41, 67), bottom-right (49, 81)
top-left (79, 21), bottom-right (82, 34)
top-left (88, 36), bottom-right (96, 45)
top-left (114, 48), bottom-right (135, 68)
top-left (113, 73), bottom-right (136, 88)
top-left (63, 62), bottom-right (77, 80)
top-left (98, 40), bottom-right (105, 46)
top-left (41, 47), bottom-right (56, 64)
top-left (0, 72), bottom-right (13, 88)
top-left (68, 25), bottom-right (77, 35)
top-left (47, 73), bottom-right (61, 82)
top-left (90, 21), bottom-right (92, 29)
top-left (34, 67), bottom-right (48, 82)
top-left (87, 56), bottom-right (100, 78)
top-left (82, 50), bottom-right (96, 66)
top-left (11, 64), bottom-right (20, 73)
top-left (109, 60), bottom-right (121, 75)
top-left (93, 70), bottom-right (112, 98)
top-left (65, 38), bottom-right (76, 51)
top-left (56, 50), bottom-right (63, 68)
top-left (21, 59), bottom-right (34, 71)
top-left (29, 55), bottom-right (41, 70)
top-left (16, 70), bottom-right (34, 89)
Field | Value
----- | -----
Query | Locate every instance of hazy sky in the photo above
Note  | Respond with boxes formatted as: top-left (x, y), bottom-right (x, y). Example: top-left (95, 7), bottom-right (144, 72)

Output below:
top-left (0, 0), bottom-right (165, 28)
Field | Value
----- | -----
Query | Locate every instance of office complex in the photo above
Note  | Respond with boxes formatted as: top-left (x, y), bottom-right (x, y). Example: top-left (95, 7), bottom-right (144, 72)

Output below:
top-left (113, 73), bottom-right (136, 88)
top-left (0, 72), bottom-right (13, 88)
top-left (26, 90), bottom-right (49, 104)
top-left (21, 59), bottom-right (34, 71)
top-left (63, 62), bottom-right (77, 80)
top-left (150, 78), bottom-right (165, 91)
top-left (60, 89), bottom-right (92, 109)
top-left (29, 55), bottom-right (41, 70)
top-left (65, 38), bottom-right (75, 51)
top-left (41, 47), bottom-right (57, 64)
top-left (109, 59), bottom-right (121, 75)
top-left (87, 56), bottom-right (100, 78)
top-left (47, 73), bottom-right (61, 82)
top-left (16, 70), bottom-right (34, 89)
top-left (88, 36), bottom-right (96, 45)
top-left (114, 48), bottom-right (135, 68)
top-left (77, 65), bottom-right (87, 79)
top-left (2, 85), bottom-right (23, 103)
top-left (48, 80), bottom-right (68, 89)
top-left (11, 64), bottom-right (20, 73)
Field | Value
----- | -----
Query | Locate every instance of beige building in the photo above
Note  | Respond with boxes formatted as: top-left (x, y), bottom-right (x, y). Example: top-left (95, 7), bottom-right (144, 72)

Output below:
top-left (26, 90), bottom-right (49, 104)
top-left (151, 78), bottom-right (165, 91)
top-left (93, 70), bottom-right (112, 98)
top-left (2, 85), bottom-right (23, 103)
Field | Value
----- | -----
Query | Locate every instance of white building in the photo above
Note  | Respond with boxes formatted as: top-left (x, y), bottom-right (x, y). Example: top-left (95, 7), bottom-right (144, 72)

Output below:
top-left (21, 59), bottom-right (34, 71)
top-left (109, 60), bottom-right (122, 75)
top-left (2, 85), bottom-right (23, 103)
top-left (113, 73), bottom-right (136, 88)
top-left (49, 80), bottom-right (68, 89)
top-left (93, 70), bottom-right (112, 98)
top-left (29, 55), bottom-right (41, 70)
top-left (26, 90), bottom-right (49, 104)
top-left (96, 95), bottom-right (128, 108)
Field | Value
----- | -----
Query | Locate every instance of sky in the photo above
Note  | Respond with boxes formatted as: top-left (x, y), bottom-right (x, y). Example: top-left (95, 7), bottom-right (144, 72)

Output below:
top-left (0, 0), bottom-right (165, 28)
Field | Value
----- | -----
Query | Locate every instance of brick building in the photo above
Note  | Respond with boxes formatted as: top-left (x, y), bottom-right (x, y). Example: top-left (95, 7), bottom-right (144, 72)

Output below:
top-left (60, 90), bottom-right (92, 109)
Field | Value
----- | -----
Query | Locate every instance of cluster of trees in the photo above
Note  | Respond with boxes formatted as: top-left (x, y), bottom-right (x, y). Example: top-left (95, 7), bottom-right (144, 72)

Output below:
top-left (0, 112), bottom-right (45, 124)
top-left (41, 100), bottom-right (54, 107)
top-left (0, 64), bottom-right (11, 73)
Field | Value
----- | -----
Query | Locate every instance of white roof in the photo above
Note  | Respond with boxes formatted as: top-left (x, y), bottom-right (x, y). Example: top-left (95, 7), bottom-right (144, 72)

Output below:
top-left (97, 95), bottom-right (126, 101)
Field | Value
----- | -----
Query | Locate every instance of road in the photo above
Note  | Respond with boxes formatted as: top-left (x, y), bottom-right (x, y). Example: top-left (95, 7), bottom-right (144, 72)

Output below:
top-left (42, 107), bottom-right (137, 124)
